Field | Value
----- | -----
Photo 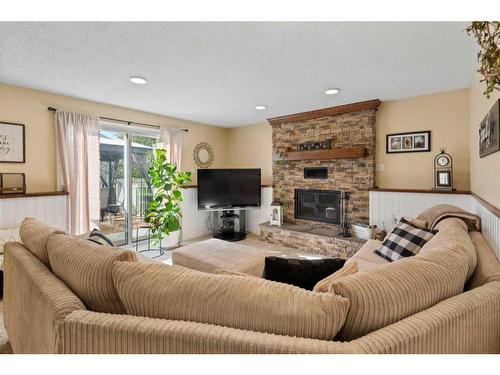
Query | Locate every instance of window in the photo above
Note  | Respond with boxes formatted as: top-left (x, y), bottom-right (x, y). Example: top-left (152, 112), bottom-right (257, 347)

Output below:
top-left (98, 121), bottom-right (159, 246)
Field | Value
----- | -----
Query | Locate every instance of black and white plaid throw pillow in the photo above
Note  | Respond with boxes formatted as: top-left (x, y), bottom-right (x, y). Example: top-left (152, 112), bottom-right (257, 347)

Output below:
top-left (374, 218), bottom-right (434, 262)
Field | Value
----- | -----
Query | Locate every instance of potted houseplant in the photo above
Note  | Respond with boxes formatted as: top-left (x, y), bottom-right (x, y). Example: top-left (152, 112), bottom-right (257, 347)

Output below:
top-left (145, 148), bottom-right (191, 250)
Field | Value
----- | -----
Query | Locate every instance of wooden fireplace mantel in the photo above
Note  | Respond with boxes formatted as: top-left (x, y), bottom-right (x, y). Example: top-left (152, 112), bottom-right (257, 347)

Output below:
top-left (280, 146), bottom-right (367, 161)
top-left (267, 99), bottom-right (381, 125)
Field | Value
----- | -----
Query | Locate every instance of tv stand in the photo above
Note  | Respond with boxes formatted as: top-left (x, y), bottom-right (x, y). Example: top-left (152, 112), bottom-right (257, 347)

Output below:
top-left (211, 209), bottom-right (247, 242)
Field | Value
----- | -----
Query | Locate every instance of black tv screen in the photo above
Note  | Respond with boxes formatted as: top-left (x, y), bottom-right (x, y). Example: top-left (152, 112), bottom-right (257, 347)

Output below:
top-left (198, 169), bottom-right (261, 209)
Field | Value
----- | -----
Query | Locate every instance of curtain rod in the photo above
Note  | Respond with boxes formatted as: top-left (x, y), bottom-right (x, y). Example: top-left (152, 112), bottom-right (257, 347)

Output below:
top-left (47, 107), bottom-right (188, 132)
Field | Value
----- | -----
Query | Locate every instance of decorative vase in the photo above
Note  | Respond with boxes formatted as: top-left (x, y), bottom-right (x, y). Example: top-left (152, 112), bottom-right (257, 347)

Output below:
top-left (160, 230), bottom-right (180, 250)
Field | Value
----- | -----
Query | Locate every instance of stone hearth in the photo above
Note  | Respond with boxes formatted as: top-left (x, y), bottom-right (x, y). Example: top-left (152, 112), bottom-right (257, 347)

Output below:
top-left (260, 222), bottom-right (365, 259)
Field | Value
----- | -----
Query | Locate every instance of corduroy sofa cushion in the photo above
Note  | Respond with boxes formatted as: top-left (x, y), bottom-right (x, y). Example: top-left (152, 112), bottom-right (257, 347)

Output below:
top-left (313, 261), bottom-right (358, 293)
top-left (419, 218), bottom-right (477, 281)
top-left (112, 262), bottom-right (350, 340)
top-left (47, 234), bottom-right (137, 314)
top-left (19, 217), bottom-right (66, 267)
top-left (467, 231), bottom-right (500, 290)
top-left (330, 244), bottom-right (470, 341)
top-left (345, 239), bottom-right (389, 272)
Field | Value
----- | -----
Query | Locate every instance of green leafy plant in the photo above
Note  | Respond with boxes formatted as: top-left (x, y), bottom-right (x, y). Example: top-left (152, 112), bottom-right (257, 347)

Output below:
top-left (145, 148), bottom-right (191, 245)
top-left (466, 21), bottom-right (500, 98)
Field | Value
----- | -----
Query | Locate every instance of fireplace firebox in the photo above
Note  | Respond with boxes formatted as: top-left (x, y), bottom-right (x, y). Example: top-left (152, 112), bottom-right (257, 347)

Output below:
top-left (294, 189), bottom-right (341, 224)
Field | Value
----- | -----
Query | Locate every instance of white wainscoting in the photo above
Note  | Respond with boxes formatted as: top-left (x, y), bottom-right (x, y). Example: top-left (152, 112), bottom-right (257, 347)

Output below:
top-left (180, 188), bottom-right (211, 241)
top-left (0, 195), bottom-right (68, 231)
top-left (470, 197), bottom-right (500, 260)
top-left (369, 191), bottom-right (472, 229)
top-left (247, 187), bottom-right (273, 235)
top-left (0, 188), bottom-right (273, 243)
top-left (369, 190), bottom-right (500, 260)
top-left (180, 187), bottom-right (273, 241)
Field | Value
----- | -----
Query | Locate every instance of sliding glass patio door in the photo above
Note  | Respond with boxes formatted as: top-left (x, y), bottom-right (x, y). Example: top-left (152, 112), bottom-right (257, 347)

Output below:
top-left (98, 122), bottom-right (159, 246)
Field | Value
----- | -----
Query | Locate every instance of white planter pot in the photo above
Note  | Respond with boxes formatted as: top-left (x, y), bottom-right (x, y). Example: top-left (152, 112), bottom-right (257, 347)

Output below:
top-left (160, 230), bottom-right (180, 250)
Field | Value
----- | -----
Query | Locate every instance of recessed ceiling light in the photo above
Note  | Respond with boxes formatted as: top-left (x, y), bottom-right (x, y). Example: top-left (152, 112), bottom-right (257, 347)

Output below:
top-left (255, 105), bottom-right (267, 110)
top-left (325, 88), bottom-right (340, 95)
top-left (130, 76), bottom-right (147, 85)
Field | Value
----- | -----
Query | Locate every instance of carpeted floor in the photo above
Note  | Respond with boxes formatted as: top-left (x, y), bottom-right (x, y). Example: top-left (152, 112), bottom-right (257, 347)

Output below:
top-left (0, 300), bottom-right (13, 354)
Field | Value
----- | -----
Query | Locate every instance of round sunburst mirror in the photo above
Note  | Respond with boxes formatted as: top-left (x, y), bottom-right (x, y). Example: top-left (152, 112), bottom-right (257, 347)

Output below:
top-left (193, 142), bottom-right (214, 168)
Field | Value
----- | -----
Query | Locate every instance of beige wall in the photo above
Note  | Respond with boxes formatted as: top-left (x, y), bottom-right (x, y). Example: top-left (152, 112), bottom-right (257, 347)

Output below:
top-left (469, 72), bottom-right (500, 208)
top-left (376, 89), bottom-right (470, 191)
top-left (2, 82), bottom-right (485, 199)
top-left (0, 83), bottom-right (227, 192)
top-left (227, 90), bottom-right (471, 191)
top-left (226, 123), bottom-right (273, 186)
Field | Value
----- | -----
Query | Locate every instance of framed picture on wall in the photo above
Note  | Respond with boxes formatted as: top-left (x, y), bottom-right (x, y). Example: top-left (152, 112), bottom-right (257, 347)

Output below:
top-left (0, 122), bottom-right (25, 163)
top-left (479, 99), bottom-right (500, 158)
top-left (386, 130), bottom-right (431, 154)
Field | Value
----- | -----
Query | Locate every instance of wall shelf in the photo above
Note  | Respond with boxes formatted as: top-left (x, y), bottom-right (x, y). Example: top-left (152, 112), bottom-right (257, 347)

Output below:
top-left (369, 188), bottom-right (471, 195)
top-left (0, 191), bottom-right (68, 200)
top-left (281, 146), bottom-right (367, 161)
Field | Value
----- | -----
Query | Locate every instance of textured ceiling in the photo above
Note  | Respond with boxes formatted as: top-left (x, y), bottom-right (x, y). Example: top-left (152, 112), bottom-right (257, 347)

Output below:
top-left (0, 22), bottom-right (477, 127)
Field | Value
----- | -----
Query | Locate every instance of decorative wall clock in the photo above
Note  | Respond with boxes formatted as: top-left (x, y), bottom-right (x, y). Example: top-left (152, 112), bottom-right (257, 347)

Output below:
top-left (433, 148), bottom-right (453, 191)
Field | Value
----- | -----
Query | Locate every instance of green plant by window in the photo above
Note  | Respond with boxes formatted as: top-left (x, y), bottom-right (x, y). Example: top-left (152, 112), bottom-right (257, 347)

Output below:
top-left (466, 21), bottom-right (500, 98)
top-left (145, 148), bottom-right (191, 244)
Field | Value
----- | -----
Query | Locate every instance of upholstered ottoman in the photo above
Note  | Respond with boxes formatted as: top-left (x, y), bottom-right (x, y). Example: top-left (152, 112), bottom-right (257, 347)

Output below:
top-left (172, 238), bottom-right (331, 277)
top-left (172, 238), bottom-right (273, 277)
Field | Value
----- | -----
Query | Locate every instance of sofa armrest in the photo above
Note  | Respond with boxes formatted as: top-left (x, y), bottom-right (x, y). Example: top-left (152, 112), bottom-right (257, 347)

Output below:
top-left (60, 311), bottom-right (361, 354)
top-left (352, 281), bottom-right (500, 354)
top-left (3, 242), bottom-right (86, 353)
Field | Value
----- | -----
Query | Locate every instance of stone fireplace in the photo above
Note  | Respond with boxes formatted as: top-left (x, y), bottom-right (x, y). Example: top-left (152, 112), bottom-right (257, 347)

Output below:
top-left (271, 100), bottom-right (379, 227)
top-left (259, 100), bottom-right (380, 258)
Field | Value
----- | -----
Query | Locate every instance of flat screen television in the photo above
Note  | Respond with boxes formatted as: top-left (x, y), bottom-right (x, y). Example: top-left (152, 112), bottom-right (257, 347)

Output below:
top-left (197, 169), bottom-right (261, 209)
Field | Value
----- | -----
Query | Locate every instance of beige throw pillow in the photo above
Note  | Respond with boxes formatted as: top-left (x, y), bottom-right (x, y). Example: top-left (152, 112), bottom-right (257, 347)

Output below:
top-left (19, 217), bottom-right (66, 267)
top-left (47, 234), bottom-right (137, 314)
top-left (402, 216), bottom-right (428, 230)
top-left (313, 261), bottom-right (358, 293)
top-left (113, 262), bottom-right (350, 340)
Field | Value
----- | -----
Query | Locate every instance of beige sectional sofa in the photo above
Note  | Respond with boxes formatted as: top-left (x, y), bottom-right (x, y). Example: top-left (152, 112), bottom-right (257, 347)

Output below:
top-left (3, 210), bottom-right (500, 354)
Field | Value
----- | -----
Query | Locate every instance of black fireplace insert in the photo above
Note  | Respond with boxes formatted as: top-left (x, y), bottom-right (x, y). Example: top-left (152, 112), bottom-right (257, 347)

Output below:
top-left (294, 189), bottom-right (341, 224)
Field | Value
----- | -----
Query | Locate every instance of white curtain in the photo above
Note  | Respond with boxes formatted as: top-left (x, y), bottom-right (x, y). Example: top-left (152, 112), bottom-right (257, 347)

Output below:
top-left (159, 127), bottom-right (183, 167)
top-left (56, 111), bottom-right (100, 235)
